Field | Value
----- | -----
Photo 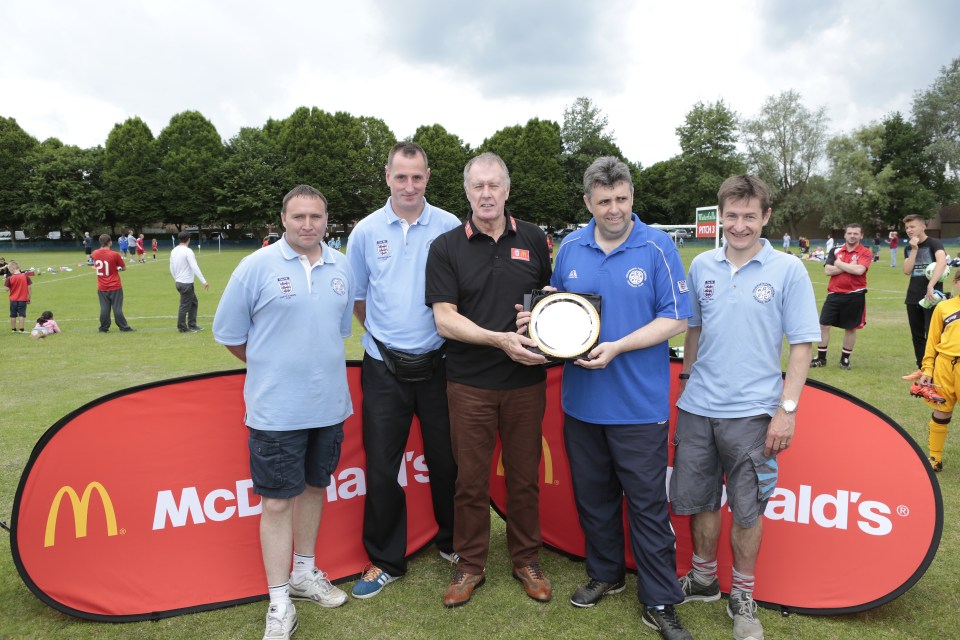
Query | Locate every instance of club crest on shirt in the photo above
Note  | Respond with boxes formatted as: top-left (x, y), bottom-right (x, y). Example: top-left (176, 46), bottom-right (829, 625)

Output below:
top-left (626, 267), bottom-right (647, 287)
top-left (753, 282), bottom-right (775, 303)
top-left (678, 279), bottom-right (688, 293)
top-left (376, 239), bottom-right (389, 259)
top-left (277, 276), bottom-right (295, 299)
top-left (703, 280), bottom-right (715, 301)
top-left (331, 277), bottom-right (347, 296)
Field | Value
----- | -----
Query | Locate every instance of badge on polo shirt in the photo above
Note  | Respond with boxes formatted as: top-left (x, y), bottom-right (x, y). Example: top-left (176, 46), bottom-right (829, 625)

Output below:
top-left (511, 248), bottom-right (530, 261)
top-left (277, 276), bottom-right (295, 299)
top-left (376, 239), bottom-right (389, 259)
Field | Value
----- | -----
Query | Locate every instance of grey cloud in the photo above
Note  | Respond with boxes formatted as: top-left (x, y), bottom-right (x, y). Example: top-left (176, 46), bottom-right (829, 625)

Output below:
top-left (376, 0), bottom-right (632, 96)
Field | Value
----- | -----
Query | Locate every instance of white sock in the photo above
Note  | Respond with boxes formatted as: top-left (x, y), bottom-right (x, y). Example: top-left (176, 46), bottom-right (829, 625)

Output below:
top-left (268, 582), bottom-right (291, 607)
top-left (291, 553), bottom-right (314, 581)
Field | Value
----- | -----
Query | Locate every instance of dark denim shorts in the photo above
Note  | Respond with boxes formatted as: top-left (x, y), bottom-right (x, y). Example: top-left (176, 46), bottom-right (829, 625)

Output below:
top-left (247, 423), bottom-right (345, 499)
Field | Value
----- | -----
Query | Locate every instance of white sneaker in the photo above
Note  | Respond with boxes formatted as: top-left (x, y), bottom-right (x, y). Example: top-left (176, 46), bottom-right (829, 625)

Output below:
top-left (289, 567), bottom-right (348, 608)
top-left (263, 602), bottom-right (298, 640)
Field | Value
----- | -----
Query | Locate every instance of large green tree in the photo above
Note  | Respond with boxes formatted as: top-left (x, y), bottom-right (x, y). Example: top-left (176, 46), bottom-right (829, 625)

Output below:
top-left (0, 117), bottom-right (39, 231)
top-left (157, 111), bottom-right (225, 231)
top-left (22, 140), bottom-right (104, 237)
top-left (560, 97), bottom-right (624, 220)
top-left (103, 117), bottom-right (159, 233)
top-left (913, 57), bottom-right (960, 183)
top-left (269, 107), bottom-right (395, 225)
top-left (742, 90), bottom-right (830, 234)
top-left (824, 123), bottom-right (890, 231)
top-left (412, 124), bottom-right (471, 216)
top-left (875, 112), bottom-right (953, 225)
top-left (482, 118), bottom-right (568, 228)
top-left (675, 100), bottom-right (746, 212)
top-left (215, 126), bottom-right (285, 234)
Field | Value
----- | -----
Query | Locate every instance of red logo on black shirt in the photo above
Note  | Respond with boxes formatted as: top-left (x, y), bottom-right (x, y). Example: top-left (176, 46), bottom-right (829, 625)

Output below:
top-left (511, 249), bottom-right (530, 261)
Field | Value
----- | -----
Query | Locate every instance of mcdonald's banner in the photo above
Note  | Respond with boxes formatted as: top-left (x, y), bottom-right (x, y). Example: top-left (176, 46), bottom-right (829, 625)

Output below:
top-left (11, 367), bottom-right (438, 621)
top-left (12, 362), bottom-right (942, 620)
top-left (490, 361), bottom-right (942, 614)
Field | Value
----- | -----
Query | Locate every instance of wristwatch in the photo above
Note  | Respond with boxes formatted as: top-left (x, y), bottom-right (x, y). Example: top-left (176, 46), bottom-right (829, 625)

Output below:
top-left (778, 399), bottom-right (798, 414)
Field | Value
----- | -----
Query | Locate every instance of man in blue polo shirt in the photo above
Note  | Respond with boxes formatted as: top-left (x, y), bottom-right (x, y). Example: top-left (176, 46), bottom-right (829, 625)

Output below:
top-left (347, 142), bottom-right (461, 599)
top-left (672, 175), bottom-right (819, 640)
top-left (213, 185), bottom-right (354, 640)
top-left (545, 156), bottom-right (694, 640)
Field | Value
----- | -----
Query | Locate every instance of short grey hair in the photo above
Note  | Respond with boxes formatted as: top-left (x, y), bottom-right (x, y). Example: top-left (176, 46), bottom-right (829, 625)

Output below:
top-left (463, 152), bottom-right (510, 188)
top-left (583, 156), bottom-right (633, 198)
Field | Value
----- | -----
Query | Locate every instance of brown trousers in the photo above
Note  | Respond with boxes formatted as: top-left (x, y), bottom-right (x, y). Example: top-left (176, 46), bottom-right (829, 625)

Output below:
top-left (446, 380), bottom-right (546, 575)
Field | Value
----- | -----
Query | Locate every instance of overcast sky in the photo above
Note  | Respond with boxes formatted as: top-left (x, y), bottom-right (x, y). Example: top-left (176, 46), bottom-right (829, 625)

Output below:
top-left (2, 0), bottom-right (958, 168)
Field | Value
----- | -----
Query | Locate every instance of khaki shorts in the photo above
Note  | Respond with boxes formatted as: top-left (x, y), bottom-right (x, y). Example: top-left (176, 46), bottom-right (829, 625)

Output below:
top-left (669, 410), bottom-right (778, 528)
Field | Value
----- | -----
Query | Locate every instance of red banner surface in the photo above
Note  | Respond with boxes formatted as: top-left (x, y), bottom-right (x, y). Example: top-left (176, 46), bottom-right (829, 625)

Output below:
top-left (12, 362), bottom-right (941, 620)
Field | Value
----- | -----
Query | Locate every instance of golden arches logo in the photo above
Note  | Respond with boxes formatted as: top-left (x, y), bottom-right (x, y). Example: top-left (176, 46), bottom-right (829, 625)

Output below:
top-left (496, 436), bottom-right (554, 484)
top-left (44, 482), bottom-right (118, 547)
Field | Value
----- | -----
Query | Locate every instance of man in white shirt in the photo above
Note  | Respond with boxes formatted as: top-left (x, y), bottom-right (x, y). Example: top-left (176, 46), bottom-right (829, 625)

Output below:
top-left (169, 230), bottom-right (209, 332)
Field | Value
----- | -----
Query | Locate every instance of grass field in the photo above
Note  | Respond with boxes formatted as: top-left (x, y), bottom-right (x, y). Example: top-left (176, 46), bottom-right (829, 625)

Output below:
top-left (1, 242), bottom-right (958, 639)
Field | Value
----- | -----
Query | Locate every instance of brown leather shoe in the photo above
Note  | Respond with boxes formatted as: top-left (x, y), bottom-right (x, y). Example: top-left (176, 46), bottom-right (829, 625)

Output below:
top-left (442, 569), bottom-right (485, 608)
top-left (513, 562), bottom-right (552, 602)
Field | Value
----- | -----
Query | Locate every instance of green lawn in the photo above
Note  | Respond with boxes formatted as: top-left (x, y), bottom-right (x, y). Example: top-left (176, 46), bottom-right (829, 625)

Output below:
top-left (1, 243), bottom-right (958, 639)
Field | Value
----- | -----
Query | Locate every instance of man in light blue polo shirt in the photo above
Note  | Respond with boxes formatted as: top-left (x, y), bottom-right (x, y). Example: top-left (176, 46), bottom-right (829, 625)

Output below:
top-left (346, 142), bottom-right (461, 599)
top-left (672, 175), bottom-right (819, 640)
top-left (213, 184), bottom-right (354, 640)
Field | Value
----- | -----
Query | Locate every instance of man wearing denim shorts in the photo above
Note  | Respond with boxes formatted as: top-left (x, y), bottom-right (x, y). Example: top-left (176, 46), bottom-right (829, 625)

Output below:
top-left (214, 185), bottom-right (354, 640)
top-left (671, 175), bottom-right (819, 640)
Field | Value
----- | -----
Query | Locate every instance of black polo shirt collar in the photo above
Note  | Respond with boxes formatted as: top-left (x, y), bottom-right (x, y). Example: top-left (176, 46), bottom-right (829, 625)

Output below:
top-left (463, 211), bottom-right (518, 240)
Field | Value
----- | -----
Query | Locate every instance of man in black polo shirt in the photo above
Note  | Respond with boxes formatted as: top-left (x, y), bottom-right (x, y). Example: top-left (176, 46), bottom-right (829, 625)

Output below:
top-left (426, 152), bottom-right (553, 608)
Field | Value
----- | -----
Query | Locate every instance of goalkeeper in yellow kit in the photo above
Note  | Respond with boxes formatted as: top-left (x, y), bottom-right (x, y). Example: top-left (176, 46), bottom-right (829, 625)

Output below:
top-left (917, 269), bottom-right (960, 472)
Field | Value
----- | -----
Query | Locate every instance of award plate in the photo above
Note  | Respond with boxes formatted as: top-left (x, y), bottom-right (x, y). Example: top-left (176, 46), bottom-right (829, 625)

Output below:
top-left (528, 292), bottom-right (601, 360)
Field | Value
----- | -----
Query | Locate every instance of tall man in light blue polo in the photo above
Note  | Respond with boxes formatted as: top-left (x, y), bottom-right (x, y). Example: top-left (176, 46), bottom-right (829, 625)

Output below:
top-left (214, 185), bottom-right (353, 640)
top-left (347, 142), bottom-right (461, 598)
top-left (672, 175), bottom-right (819, 640)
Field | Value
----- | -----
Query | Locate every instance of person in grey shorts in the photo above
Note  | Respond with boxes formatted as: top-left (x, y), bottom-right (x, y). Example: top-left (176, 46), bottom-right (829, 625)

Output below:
top-left (671, 175), bottom-right (820, 640)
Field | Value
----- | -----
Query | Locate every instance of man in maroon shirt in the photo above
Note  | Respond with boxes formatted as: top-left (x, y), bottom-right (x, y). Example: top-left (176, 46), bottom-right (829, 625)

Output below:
top-left (5, 260), bottom-right (32, 333)
top-left (92, 234), bottom-right (135, 333)
top-left (811, 223), bottom-right (871, 369)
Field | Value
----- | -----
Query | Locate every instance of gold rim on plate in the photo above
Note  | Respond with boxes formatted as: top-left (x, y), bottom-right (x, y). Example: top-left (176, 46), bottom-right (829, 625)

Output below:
top-left (528, 293), bottom-right (600, 359)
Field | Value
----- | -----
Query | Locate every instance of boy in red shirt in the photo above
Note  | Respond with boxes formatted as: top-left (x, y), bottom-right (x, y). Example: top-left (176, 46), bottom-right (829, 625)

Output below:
top-left (91, 234), bottom-right (135, 333)
top-left (5, 260), bottom-right (31, 333)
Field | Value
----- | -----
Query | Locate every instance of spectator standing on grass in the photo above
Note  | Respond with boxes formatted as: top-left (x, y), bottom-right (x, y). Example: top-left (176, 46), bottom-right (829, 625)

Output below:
top-left (82, 232), bottom-right (96, 263)
top-left (152, 237), bottom-right (158, 260)
top-left (213, 184), bottom-right (353, 640)
top-left (136, 234), bottom-right (146, 263)
top-left (5, 260), bottom-right (31, 333)
top-left (672, 174), bottom-right (819, 640)
top-left (425, 152), bottom-right (553, 608)
top-left (782, 232), bottom-right (790, 250)
top-left (810, 223), bottom-right (871, 371)
top-left (126, 231), bottom-right (137, 261)
top-left (889, 231), bottom-right (899, 267)
top-left (118, 234), bottom-right (128, 258)
top-left (92, 234), bottom-right (134, 333)
top-left (346, 142), bottom-right (460, 600)
top-left (169, 230), bottom-right (209, 333)
top-left (901, 214), bottom-right (947, 380)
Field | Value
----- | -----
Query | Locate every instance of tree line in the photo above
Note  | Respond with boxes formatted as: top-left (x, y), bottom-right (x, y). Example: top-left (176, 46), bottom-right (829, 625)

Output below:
top-left (1, 58), bottom-right (958, 239)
